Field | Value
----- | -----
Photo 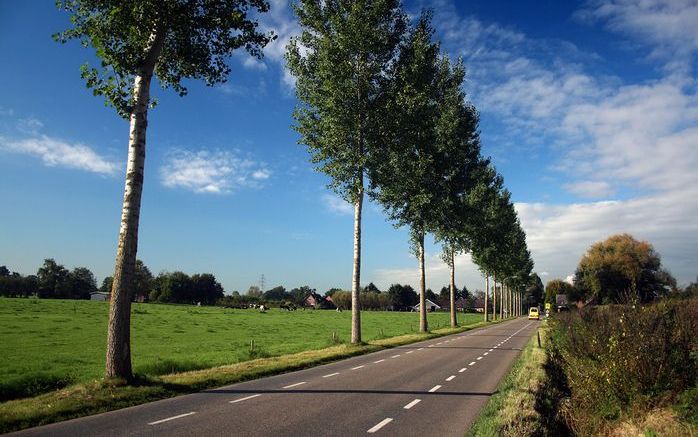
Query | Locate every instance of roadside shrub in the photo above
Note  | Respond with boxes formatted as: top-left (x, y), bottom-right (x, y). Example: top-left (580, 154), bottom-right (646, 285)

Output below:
top-left (547, 298), bottom-right (698, 435)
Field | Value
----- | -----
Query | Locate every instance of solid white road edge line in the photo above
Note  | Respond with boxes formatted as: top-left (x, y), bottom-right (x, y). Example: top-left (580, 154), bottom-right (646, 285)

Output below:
top-left (404, 399), bottom-right (421, 409)
top-left (148, 412), bottom-right (196, 425)
top-left (229, 394), bottom-right (261, 404)
top-left (367, 418), bottom-right (393, 433)
top-left (283, 382), bottom-right (306, 389)
top-left (429, 385), bottom-right (442, 392)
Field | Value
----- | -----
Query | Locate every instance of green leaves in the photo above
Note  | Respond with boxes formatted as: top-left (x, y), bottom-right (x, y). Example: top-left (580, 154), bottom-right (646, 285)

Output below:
top-left (56, 0), bottom-right (276, 119)
top-left (287, 0), bottom-right (406, 202)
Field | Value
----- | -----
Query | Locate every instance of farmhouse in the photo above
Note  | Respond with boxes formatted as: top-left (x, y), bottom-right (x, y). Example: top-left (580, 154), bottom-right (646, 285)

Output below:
top-left (412, 298), bottom-right (441, 312)
top-left (90, 292), bottom-right (110, 301)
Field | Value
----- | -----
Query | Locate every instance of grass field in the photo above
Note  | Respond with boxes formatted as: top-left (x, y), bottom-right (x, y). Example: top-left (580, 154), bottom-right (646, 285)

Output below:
top-left (0, 297), bottom-right (481, 402)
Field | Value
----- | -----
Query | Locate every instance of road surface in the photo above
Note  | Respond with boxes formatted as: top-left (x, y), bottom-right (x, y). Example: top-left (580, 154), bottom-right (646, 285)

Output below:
top-left (12, 317), bottom-right (538, 436)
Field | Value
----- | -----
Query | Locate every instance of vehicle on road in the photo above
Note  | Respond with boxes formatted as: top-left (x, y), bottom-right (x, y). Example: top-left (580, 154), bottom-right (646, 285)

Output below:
top-left (528, 307), bottom-right (540, 320)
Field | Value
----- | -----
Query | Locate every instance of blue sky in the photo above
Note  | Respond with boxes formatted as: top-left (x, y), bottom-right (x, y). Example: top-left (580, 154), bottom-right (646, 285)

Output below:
top-left (1, 0), bottom-right (697, 293)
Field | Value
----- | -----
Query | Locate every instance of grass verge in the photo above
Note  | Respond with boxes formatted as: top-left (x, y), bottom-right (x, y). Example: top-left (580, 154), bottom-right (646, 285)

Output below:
top-left (466, 322), bottom-right (566, 437)
top-left (0, 319), bottom-right (500, 433)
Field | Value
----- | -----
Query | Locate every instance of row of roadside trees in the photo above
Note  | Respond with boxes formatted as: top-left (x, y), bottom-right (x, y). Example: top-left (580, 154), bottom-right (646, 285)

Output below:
top-left (287, 2), bottom-right (534, 341)
top-left (55, 0), bottom-right (534, 380)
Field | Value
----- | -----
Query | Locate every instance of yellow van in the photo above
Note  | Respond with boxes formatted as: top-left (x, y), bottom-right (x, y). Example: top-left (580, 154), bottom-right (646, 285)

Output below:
top-left (528, 307), bottom-right (540, 320)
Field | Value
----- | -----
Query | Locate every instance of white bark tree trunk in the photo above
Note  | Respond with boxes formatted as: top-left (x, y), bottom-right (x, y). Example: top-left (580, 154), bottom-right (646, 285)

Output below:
top-left (418, 230), bottom-right (427, 332)
top-left (484, 274), bottom-right (489, 322)
top-left (106, 29), bottom-right (164, 380)
top-left (449, 249), bottom-right (456, 328)
top-left (351, 180), bottom-right (363, 344)
top-left (492, 273), bottom-right (497, 320)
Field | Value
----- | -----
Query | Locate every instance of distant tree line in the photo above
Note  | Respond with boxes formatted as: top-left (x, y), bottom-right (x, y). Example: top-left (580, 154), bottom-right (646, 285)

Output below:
top-left (0, 259), bottom-right (224, 305)
top-left (0, 259), bottom-right (97, 299)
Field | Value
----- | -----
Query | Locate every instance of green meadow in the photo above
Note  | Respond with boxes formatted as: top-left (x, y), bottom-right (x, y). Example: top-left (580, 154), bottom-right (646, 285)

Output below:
top-left (0, 297), bottom-right (481, 401)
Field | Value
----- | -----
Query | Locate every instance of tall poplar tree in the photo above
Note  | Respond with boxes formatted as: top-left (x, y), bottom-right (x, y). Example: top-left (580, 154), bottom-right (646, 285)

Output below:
top-left (370, 12), bottom-right (442, 332)
top-left (286, 0), bottom-right (406, 343)
top-left (56, 0), bottom-right (275, 379)
top-left (432, 58), bottom-right (483, 328)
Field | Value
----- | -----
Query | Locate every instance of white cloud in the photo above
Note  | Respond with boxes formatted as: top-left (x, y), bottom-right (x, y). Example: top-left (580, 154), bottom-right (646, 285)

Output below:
top-left (563, 180), bottom-right (615, 198)
top-left (242, 56), bottom-right (268, 71)
top-left (516, 187), bottom-right (698, 285)
top-left (576, 0), bottom-right (698, 66)
top-left (0, 134), bottom-right (119, 175)
top-left (252, 168), bottom-right (271, 180)
top-left (160, 149), bottom-right (271, 194)
top-left (17, 117), bottom-right (43, 135)
top-left (322, 193), bottom-right (354, 216)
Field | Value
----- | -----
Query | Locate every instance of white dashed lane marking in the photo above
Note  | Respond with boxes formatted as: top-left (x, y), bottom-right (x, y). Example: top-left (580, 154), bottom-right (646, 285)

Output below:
top-left (367, 418), bottom-right (393, 433)
top-left (351, 365), bottom-right (365, 370)
top-left (429, 385), bottom-right (442, 393)
top-left (446, 375), bottom-right (456, 381)
top-left (323, 372), bottom-right (340, 378)
top-left (403, 399), bottom-right (421, 409)
top-left (283, 382), bottom-right (306, 389)
top-left (148, 412), bottom-right (196, 425)
top-left (373, 359), bottom-right (385, 364)
top-left (459, 368), bottom-right (467, 373)
top-left (229, 394), bottom-right (261, 404)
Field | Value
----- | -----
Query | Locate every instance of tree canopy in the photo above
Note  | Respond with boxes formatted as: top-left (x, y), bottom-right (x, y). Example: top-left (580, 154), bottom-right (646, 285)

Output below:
top-left (574, 233), bottom-right (675, 303)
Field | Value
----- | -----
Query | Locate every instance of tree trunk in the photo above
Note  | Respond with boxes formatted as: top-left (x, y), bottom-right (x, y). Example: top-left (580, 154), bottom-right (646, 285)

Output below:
top-left (492, 273), bottom-right (497, 320)
top-left (351, 180), bottom-right (363, 344)
top-left (106, 29), bottom-right (164, 380)
top-left (418, 230), bottom-right (427, 332)
top-left (484, 274), bottom-right (489, 322)
top-left (449, 249), bottom-right (456, 328)
top-left (500, 282), bottom-right (504, 320)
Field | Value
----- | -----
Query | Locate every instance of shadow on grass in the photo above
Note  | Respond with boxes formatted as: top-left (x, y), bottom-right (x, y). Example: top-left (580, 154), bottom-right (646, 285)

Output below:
top-left (0, 373), bottom-right (76, 402)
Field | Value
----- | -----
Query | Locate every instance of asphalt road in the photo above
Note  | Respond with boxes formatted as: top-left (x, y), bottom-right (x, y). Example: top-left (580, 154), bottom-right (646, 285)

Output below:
top-left (12, 317), bottom-right (539, 436)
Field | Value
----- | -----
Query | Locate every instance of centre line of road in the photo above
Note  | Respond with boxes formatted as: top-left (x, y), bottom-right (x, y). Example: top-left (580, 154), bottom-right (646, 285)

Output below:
top-left (367, 418), bottom-right (393, 433)
top-left (391, 354), bottom-right (400, 358)
top-left (148, 412), bottom-right (196, 425)
top-left (405, 350), bottom-right (414, 354)
top-left (489, 349), bottom-right (494, 352)
top-left (429, 385), bottom-right (442, 392)
top-left (351, 365), bottom-right (365, 370)
top-left (483, 352), bottom-right (489, 356)
top-left (374, 359), bottom-right (385, 364)
top-left (458, 367), bottom-right (467, 373)
top-left (446, 375), bottom-right (456, 381)
top-left (477, 356), bottom-right (483, 360)
top-left (417, 347), bottom-right (424, 351)
top-left (428, 345), bottom-right (434, 348)
top-left (323, 372), bottom-right (340, 378)
top-left (229, 394), bottom-right (261, 404)
top-left (469, 361), bottom-right (476, 366)
top-left (283, 382), bottom-right (306, 389)
top-left (404, 399), bottom-right (421, 409)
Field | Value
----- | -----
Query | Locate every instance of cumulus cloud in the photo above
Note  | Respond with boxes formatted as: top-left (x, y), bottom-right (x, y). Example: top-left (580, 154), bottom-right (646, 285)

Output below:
top-left (322, 193), bottom-right (354, 215)
top-left (0, 134), bottom-right (119, 175)
top-left (516, 187), bottom-right (698, 285)
top-left (160, 149), bottom-right (271, 194)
